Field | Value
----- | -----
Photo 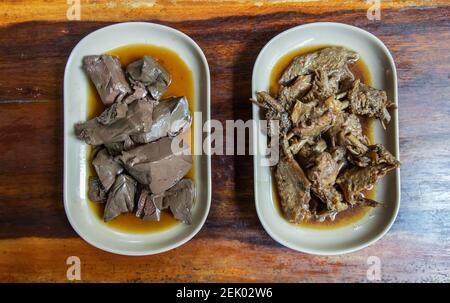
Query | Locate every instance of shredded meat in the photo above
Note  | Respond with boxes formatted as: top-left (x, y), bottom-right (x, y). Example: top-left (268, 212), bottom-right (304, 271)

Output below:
top-left (252, 46), bottom-right (399, 223)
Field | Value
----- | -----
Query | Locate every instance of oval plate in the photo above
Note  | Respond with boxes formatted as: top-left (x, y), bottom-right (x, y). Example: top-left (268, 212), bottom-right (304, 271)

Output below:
top-left (252, 22), bottom-right (400, 255)
top-left (64, 22), bottom-right (211, 256)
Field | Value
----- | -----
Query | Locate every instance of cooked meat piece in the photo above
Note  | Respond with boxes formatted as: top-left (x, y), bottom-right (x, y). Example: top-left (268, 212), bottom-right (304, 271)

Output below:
top-left (349, 143), bottom-right (400, 168)
top-left (348, 79), bottom-right (396, 129)
top-left (302, 69), bottom-right (340, 102)
top-left (92, 149), bottom-right (123, 191)
top-left (300, 139), bottom-right (327, 157)
top-left (368, 144), bottom-right (400, 167)
top-left (290, 137), bottom-right (316, 157)
top-left (123, 79), bottom-right (148, 104)
top-left (347, 152), bottom-right (372, 168)
top-left (253, 91), bottom-right (291, 137)
top-left (88, 176), bottom-right (107, 202)
top-left (275, 157), bottom-right (312, 223)
top-left (336, 113), bottom-right (370, 156)
top-left (327, 111), bottom-right (346, 147)
top-left (290, 100), bottom-right (317, 126)
top-left (131, 96), bottom-right (192, 144)
top-left (279, 47), bottom-right (359, 85)
top-left (307, 152), bottom-right (348, 212)
top-left (291, 110), bottom-right (334, 140)
top-left (268, 111), bottom-right (291, 137)
top-left (104, 142), bottom-right (124, 157)
top-left (338, 131), bottom-right (369, 156)
top-left (337, 65), bottom-right (355, 92)
top-left (91, 145), bottom-right (103, 158)
top-left (164, 179), bottom-right (196, 224)
top-left (135, 189), bottom-right (161, 221)
top-left (135, 179), bottom-right (195, 224)
top-left (118, 137), bottom-right (192, 193)
top-left (290, 97), bottom-right (343, 142)
top-left (126, 56), bottom-right (171, 100)
top-left (103, 174), bottom-right (137, 221)
top-left (295, 138), bottom-right (327, 168)
top-left (96, 102), bottom-right (128, 125)
top-left (322, 94), bottom-right (348, 113)
top-left (104, 137), bottom-right (136, 156)
top-left (254, 91), bottom-right (285, 112)
top-left (278, 75), bottom-right (312, 107)
top-left (347, 153), bottom-right (371, 168)
top-left (322, 96), bottom-right (352, 147)
top-left (330, 145), bottom-right (347, 170)
top-left (314, 186), bottom-right (348, 214)
top-left (83, 55), bottom-right (131, 106)
top-left (74, 99), bottom-right (154, 145)
top-left (336, 166), bottom-right (379, 205)
top-left (336, 158), bottom-right (398, 205)
top-left (307, 152), bottom-right (340, 188)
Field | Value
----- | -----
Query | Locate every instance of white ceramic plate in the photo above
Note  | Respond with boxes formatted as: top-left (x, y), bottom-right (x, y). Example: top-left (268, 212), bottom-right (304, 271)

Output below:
top-left (64, 22), bottom-right (211, 256)
top-left (252, 22), bottom-right (400, 255)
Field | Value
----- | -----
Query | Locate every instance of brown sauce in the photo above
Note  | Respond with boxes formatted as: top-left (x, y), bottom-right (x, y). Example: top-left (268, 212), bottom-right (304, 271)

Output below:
top-left (270, 45), bottom-right (375, 229)
top-left (86, 44), bottom-right (195, 234)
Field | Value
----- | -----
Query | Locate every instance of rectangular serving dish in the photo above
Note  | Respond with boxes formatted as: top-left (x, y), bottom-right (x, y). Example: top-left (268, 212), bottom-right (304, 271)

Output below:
top-left (252, 22), bottom-right (400, 255)
top-left (64, 22), bottom-right (211, 256)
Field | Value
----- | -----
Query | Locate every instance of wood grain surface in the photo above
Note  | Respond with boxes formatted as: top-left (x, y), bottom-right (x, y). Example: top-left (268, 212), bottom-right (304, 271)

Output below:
top-left (0, 0), bottom-right (449, 282)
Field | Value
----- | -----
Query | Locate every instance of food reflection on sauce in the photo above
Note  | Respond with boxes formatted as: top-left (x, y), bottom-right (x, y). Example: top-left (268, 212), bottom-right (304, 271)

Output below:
top-left (86, 44), bottom-right (195, 234)
top-left (270, 45), bottom-right (375, 229)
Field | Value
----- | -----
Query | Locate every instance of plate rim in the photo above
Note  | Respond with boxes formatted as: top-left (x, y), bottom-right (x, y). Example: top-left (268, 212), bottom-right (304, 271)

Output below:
top-left (63, 22), bottom-right (211, 256)
top-left (251, 22), bottom-right (401, 256)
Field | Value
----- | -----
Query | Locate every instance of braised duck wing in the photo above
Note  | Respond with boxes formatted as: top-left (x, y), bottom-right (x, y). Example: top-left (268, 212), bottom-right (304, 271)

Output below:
top-left (83, 55), bottom-right (131, 107)
top-left (103, 174), bottom-right (137, 221)
top-left (279, 47), bottom-right (359, 85)
top-left (275, 157), bottom-right (313, 223)
top-left (252, 91), bottom-right (291, 137)
top-left (307, 152), bottom-right (348, 213)
top-left (307, 152), bottom-right (340, 188)
top-left (337, 166), bottom-right (380, 205)
top-left (368, 144), bottom-right (400, 167)
top-left (290, 100), bottom-right (317, 126)
top-left (278, 74), bottom-right (312, 108)
top-left (337, 113), bottom-right (370, 156)
top-left (296, 139), bottom-right (327, 168)
top-left (336, 150), bottom-right (399, 205)
top-left (301, 69), bottom-right (340, 103)
top-left (292, 110), bottom-right (334, 140)
top-left (348, 79), bottom-right (396, 129)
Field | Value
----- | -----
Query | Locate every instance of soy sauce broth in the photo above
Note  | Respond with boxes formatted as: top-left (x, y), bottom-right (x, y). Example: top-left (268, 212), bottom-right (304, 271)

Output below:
top-left (86, 44), bottom-right (195, 233)
top-left (269, 45), bottom-right (375, 229)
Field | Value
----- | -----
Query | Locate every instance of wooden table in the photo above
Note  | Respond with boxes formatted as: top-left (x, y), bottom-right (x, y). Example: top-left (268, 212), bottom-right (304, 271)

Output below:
top-left (0, 0), bottom-right (449, 282)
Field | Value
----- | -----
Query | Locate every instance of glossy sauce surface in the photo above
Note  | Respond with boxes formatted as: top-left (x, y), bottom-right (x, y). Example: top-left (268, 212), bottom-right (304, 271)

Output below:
top-left (270, 45), bottom-right (374, 229)
top-left (86, 44), bottom-right (195, 233)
